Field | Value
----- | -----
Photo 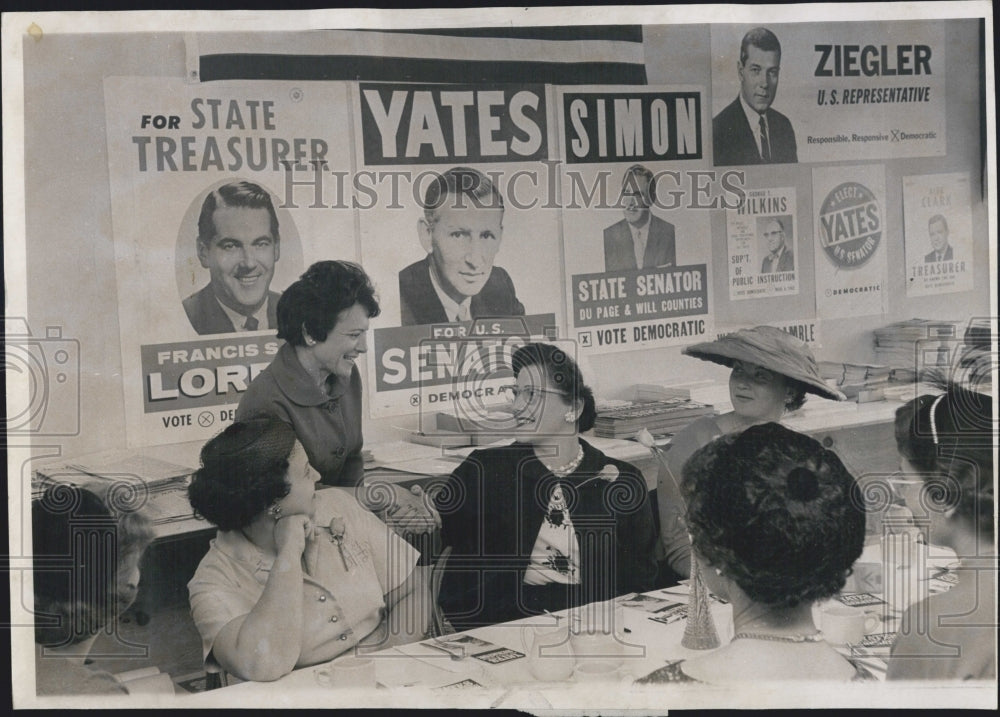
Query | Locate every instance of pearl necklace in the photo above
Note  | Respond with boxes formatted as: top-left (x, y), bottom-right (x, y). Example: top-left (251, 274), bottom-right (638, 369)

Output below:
top-left (732, 631), bottom-right (825, 643)
top-left (539, 444), bottom-right (584, 476)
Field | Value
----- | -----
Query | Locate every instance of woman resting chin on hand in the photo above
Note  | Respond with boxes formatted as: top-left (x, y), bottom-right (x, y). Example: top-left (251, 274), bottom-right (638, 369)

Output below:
top-left (187, 416), bottom-right (431, 682)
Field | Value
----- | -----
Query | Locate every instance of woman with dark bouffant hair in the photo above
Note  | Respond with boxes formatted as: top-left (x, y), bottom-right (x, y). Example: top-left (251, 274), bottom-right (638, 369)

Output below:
top-left (887, 377), bottom-right (995, 681)
top-left (639, 422), bottom-right (869, 684)
top-left (32, 484), bottom-right (154, 695)
top-left (237, 259), bottom-right (437, 533)
top-left (435, 342), bottom-right (658, 631)
top-left (187, 415), bottom-right (431, 682)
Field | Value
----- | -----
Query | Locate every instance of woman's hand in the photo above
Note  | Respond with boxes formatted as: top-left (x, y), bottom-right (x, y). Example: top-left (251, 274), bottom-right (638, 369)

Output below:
top-left (273, 514), bottom-right (313, 556)
top-left (385, 484), bottom-right (441, 536)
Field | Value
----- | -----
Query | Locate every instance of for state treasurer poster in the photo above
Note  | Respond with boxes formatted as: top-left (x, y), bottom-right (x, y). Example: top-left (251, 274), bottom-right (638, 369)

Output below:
top-left (351, 82), bottom-right (559, 426)
top-left (556, 85), bottom-right (718, 356)
top-left (104, 78), bottom-right (356, 447)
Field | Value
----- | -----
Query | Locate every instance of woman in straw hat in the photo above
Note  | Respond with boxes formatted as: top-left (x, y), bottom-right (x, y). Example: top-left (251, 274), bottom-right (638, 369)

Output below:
top-left (657, 325), bottom-right (846, 580)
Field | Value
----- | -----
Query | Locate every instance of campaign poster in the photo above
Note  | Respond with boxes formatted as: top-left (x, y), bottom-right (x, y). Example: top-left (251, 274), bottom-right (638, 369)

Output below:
top-left (812, 164), bottom-right (889, 319)
top-left (902, 172), bottom-right (974, 297)
top-left (351, 83), bottom-right (559, 423)
top-left (714, 319), bottom-right (822, 347)
top-left (104, 78), bottom-right (357, 447)
top-left (556, 85), bottom-right (720, 355)
top-left (726, 187), bottom-right (798, 300)
top-left (710, 22), bottom-right (945, 166)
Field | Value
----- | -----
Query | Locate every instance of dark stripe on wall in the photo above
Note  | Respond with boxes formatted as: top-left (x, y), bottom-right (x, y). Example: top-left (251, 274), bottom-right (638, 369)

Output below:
top-left (200, 54), bottom-right (648, 84)
top-left (370, 26), bottom-right (645, 43)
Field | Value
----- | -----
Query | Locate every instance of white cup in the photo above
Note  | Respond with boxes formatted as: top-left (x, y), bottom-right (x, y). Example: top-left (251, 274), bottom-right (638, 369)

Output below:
top-left (820, 606), bottom-right (880, 646)
top-left (573, 659), bottom-right (624, 683)
top-left (570, 630), bottom-right (625, 664)
top-left (315, 656), bottom-right (377, 689)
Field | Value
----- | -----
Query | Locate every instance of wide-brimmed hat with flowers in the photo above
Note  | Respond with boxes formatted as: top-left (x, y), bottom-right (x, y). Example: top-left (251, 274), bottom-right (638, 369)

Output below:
top-left (683, 325), bottom-right (846, 401)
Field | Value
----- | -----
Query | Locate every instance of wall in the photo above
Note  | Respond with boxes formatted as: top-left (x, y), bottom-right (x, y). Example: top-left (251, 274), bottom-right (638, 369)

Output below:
top-left (18, 21), bottom-right (991, 460)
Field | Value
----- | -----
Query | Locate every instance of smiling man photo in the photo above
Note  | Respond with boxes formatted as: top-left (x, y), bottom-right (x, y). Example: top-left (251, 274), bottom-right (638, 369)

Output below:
top-left (183, 180), bottom-right (282, 335)
top-left (713, 27), bottom-right (798, 166)
top-left (398, 166), bottom-right (524, 326)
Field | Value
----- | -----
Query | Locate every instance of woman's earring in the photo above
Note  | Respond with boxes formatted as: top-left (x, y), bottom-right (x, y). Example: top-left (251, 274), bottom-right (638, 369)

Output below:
top-left (715, 568), bottom-right (723, 576)
top-left (564, 410), bottom-right (576, 423)
top-left (268, 504), bottom-right (282, 520)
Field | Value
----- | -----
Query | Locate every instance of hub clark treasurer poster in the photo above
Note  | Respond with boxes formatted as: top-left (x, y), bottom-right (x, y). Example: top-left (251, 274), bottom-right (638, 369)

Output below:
top-left (104, 77), bottom-right (357, 447)
top-left (556, 85), bottom-right (719, 356)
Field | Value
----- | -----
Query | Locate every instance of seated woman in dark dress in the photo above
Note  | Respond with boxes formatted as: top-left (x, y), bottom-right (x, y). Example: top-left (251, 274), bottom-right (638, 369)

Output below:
top-left (638, 423), bottom-right (872, 684)
top-left (435, 342), bottom-right (658, 631)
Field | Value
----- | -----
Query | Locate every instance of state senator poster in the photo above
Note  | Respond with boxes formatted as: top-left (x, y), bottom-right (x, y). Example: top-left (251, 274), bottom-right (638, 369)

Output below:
top-left (104, 78), bottom-right (356, 446)
top-left (812, 163), bottom-right (889, 319)
top-left (351, 82), bottom-right (559, 424)
top-left (902, 172), bottom-right (974, 297)
top-left (556, 85), bottom-right (719, 356)
top-left (710, 22), bottom-right (946, 166)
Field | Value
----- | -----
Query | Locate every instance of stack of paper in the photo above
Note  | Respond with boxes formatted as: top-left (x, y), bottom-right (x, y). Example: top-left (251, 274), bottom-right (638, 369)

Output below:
top-left (593, 398), bottom-right (715, 439)
top-left (819, 361), bottom-right (892, 400)
top-left (872, 318), bottom-right (960, 383)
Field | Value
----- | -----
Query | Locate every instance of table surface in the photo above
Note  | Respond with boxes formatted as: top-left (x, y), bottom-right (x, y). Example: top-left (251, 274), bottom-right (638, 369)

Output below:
top-left (31, 398), bottom-right (909, 542)
top-left (181, 542), bottom-right (960, 708)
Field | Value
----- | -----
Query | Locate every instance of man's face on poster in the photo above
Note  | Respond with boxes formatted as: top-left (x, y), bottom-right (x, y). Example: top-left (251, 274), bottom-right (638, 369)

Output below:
top-left (763, 219), bottom-right (786, 254)
top-left (197, 205), bottom-right (279, 313)
top-left (929, 219), bottom-right (949, 253)
top-left (421, 203), bottom-right (504, 303)
top-left (738, 44), bottom-right (781, 114)
top-left (621, 172), bottom-right (652, 228)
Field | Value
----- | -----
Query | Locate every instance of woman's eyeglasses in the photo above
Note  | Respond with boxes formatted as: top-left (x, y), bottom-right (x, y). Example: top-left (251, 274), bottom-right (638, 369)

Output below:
top-left (501, 385), bottom-right (564, 403)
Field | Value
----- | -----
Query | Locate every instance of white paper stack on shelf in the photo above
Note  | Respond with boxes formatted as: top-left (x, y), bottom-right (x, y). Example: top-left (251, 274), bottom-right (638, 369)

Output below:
top-left (593, 398), bottom-right (716, 439)
top-left (873, 318), bottom-right (961, 383)
top-left (819, 361), bottom-right (892, 401)
top-left (33, 452), bottom-right (197, 523)
top-left (633, 381), bottom-right (732, 413)
top-left (33, 452), bottom-right (194, 497)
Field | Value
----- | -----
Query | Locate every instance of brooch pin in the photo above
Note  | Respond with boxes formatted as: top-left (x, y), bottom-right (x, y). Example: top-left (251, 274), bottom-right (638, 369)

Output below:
top-left (328, 516), bottom-right (350, 572)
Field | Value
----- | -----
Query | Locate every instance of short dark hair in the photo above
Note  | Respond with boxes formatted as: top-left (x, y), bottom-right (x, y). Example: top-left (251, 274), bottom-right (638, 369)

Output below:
top-left (422, 166), bottom-right (504, 226)
top-left (32, 484), bottom-right (154, 646)
top-left (197, 180), bottom-right (280, 247)
top-left (511, 342), bottom-right (597, 432)
top-left (682, 422), bottom-right (865, 608)
top-left (740, 27), bottom-right (782, 65)
top-left (927, 214), bottom-right (949, 232)
top-left (188, 415), bottom-right (297, 531)
top-left (621, 164), bottom-right (656, 204)
top-left (894, 375), bottom-right (993, 537)
top-left (784, 378), bottom-right (809, 412)
top-left (276, 260), bottom-right (381, 346)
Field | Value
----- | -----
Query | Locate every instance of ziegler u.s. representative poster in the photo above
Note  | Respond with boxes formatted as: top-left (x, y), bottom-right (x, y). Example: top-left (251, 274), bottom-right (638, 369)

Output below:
top-left (710, 21), bottom-right (946, 167)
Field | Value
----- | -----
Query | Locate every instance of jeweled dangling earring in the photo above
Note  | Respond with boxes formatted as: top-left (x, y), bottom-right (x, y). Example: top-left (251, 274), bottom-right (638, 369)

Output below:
top-left (268, 504), bottom-right (282, 521)
top-left (564, 410), bottom-right (576, 423)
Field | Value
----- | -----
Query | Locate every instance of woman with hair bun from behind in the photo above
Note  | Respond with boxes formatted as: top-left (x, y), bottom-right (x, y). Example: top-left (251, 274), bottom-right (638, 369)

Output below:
top-left (887, 376), bottom-right (995, 681)
top-left (638, 422), bottom-right (870, 684)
